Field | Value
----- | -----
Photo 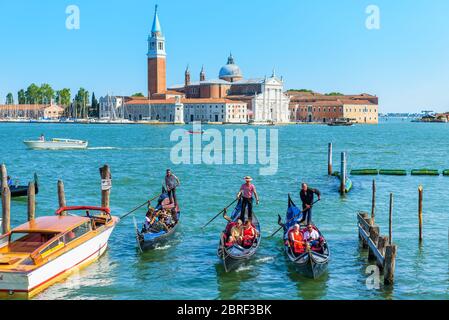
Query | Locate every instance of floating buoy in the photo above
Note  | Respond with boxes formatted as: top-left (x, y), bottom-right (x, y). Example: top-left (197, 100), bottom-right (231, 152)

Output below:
top-left (350, 169), bottom-right (379, 175)
top-left (411, 169), bottom-right (439, 176)
top-left (331, 171), bottom-right (340, 177)
top-left (379, 169), bottom-right (407, 176)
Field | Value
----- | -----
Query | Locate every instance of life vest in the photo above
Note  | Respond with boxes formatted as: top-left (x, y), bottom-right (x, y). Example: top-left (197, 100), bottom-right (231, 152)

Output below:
top-left (242, 225), bottom-right (256, 247)
top-left (289, 230), bottom-right (305, 254)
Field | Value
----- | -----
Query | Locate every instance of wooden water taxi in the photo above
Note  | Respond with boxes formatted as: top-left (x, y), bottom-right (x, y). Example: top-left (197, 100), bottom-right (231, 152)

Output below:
top-left (0, 206), bottom-right (118, 299)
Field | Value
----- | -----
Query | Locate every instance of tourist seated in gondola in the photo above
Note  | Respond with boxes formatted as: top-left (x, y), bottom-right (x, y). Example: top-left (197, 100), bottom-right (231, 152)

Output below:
top-left (241, 219), bottom-right (257, 248)
top-left (142, 207), bottom-right (156, 232)
top-left (303, 224), bottom-right (323, 251)
top-left (7, 176), bottom-right (13, 187)
top-left (288, 224), bottom-right (306, 255)
top-left (222, 209), bottom-right (243, 247)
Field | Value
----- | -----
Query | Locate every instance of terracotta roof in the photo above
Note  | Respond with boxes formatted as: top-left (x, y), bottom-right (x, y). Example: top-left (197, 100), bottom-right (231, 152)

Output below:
top-left (124, 98), bottom-right (247, 105)
top-left (125, 98), bottom-right (176, 105)
top-left (0, 104), bottom-right (49, 110)
top-left (338, 99), bottom-right (374, 105)
top-left (182, 98), bottom-right (246, 104)
top-left (13, 216), bottom-right (89, 233)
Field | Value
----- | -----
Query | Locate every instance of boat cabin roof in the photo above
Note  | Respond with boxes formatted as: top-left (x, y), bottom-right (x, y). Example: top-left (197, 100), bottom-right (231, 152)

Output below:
top-left (12, 216), bottom-right (90, 234)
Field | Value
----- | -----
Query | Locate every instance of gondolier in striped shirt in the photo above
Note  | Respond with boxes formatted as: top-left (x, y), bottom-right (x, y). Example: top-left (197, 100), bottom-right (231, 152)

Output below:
top-left (236, 176), bottom-right (259, 221)
top-left (165, 169), bottom-right (180, 206)
top-left (299, 183), bottom-right (320, 225)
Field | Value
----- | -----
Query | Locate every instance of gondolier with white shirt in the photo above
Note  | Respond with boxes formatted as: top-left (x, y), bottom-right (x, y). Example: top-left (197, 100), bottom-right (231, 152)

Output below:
top-left (236, 176), bottom-right (259, 221)
top-left (299, 183), bottom-right (320, 225)
top-left (165, 169), bottom-right (180, 206)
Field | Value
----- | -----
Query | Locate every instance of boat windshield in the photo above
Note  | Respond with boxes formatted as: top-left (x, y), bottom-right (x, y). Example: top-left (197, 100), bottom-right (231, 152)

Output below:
top-left (8, 232), bottom-right (58, 253)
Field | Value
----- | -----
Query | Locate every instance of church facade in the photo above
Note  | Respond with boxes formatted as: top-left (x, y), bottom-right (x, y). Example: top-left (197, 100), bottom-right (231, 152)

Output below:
top-left (124, 5), bottom-right (289, 124)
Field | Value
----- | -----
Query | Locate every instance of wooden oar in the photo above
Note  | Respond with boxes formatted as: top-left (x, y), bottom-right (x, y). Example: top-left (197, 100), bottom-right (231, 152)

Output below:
top-left (268, 199), bottom-right (320, 238)
top-left (201, 197), bottom-right (240, 229)
top-left (119, 193), bottom-right (162, 220)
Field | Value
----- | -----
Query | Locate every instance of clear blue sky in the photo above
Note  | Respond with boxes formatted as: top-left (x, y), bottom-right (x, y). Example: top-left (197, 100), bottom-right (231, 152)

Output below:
top-left (1, 0), bottom-right (448, 112)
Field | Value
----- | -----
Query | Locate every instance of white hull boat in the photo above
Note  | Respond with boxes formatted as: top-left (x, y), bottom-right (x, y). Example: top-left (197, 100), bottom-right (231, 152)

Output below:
top-left (23, 138), bottom-right (88, 150)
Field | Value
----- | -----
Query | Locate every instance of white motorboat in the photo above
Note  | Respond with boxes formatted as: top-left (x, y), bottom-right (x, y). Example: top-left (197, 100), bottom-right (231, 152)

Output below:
top-left (23, 138), bottom-right (88, 150)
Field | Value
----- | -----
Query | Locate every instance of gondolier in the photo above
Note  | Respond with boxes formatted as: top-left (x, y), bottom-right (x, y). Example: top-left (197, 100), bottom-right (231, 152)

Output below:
top-left (299, 183), bottom-right (320, 225)
top-left (165, 169), bottom-right (180, 205)
top-left (236, 176), bottom-right (259, 221)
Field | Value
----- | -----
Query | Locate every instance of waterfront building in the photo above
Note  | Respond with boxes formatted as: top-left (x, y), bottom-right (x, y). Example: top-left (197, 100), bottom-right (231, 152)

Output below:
top-left (99, 95), bottom-right (125, 120)
top-left (0, 103), bottom-right (64, 120)
top-left (136, 5), bottom-right (288, 124)
top-left (288, 91), bottom-right (379, 124)
top-left (123, 97), bottom-right (247, 124)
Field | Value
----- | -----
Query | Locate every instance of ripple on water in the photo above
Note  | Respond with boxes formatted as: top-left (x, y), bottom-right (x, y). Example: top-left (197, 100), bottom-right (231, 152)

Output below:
top-left (1, 121), bottom-right (448, 300)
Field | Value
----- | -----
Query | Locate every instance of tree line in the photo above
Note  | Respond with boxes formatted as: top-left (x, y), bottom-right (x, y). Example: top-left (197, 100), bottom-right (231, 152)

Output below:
top-left (3, 83), bottom-right (99, 118)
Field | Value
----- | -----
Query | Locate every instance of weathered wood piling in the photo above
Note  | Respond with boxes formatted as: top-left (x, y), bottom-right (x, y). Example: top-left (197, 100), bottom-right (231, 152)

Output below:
top-left (340, 152), bottom-right (347, 194)
top-left (27, 181), bottom-right (36, 221)
top-left (328, 143), bottom-right (333, 176)
top-left (371, 179), bottom-right (376, 224)
top-left (418, 185), bottom-right (423, 243)
top-left (357, 182), bottom-right (398, 284)
top-left (1, 164), bottom-right (11, 234)
top-left (58, 180), bottom-right (67, 215)
top-left (100, 165), bottom-right (111, 209)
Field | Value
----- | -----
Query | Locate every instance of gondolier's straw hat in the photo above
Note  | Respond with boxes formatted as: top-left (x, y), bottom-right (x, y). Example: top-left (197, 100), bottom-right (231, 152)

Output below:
top-left (244, 176), bottom-right (253, 181)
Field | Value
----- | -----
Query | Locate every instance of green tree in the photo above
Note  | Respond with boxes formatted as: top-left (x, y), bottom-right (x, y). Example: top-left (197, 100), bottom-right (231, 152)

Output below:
top-left (132, 92), bottom-right (145, 97)
top-left (56, 88), bottom-right (71, 107)
top-left (325, 92), bottom-right (343, 96)
top-left (89, 92), bottom-right (99, 118)
top-left (26, 83), bottom-right (40, 104)
top-left (74, 88), bottom-right (90, 118)
top-left (18, 89), bottom-right (26, 104)
top-left (5, 93), bottom-right (14, 105)
top-left (39, 83), bottom-right (55, 104)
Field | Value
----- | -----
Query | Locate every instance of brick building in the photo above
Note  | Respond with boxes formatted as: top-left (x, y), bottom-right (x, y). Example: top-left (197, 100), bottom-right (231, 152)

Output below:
top-left (288, 91), bottom-right (379, 124)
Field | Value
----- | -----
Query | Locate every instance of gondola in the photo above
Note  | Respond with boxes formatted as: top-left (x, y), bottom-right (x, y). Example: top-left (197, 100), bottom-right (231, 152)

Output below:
top-left (217, 198), bottom-right (261, 272)
top-left (134, 188), bottom-right (180, 251)
top-left (282, 194), bottom-right (329, 279)
top-left (1, 173), bottom-right (39, 198)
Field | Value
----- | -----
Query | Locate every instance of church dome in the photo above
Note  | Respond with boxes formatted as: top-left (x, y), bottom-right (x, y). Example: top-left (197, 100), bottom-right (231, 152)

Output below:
top-left (219, 53), bottom-right (243, 82)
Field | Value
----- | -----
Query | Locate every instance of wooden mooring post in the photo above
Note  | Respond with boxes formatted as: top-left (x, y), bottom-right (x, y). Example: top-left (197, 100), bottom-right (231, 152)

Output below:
top-left (100, 165), bottom-right (111, 209)
top-left (328, 143), bottom-right (333, 176)
top-left (389, 193), bottom-right (393, 244)
top-left (27, 181), bottom-right (36, 221)
top-left (1, 164), bottom-right (11, 234)
top-left (357, 191), bottom-right (398, 285)
top-left (340, 152), bottom-right (347, 194)
top-left (58, 180), bottom-right (67, 215)
top-left (371, 180), bottom-right (376, 223)
top-left (418, 185), bottom-right (423, 243)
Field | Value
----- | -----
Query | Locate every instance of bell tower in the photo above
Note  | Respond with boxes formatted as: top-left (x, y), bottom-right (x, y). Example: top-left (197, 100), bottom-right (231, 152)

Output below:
top-left (147, 5), bottom-right (166, 98)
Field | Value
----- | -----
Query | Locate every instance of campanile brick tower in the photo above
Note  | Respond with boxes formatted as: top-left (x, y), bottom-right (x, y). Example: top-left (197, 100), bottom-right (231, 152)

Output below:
top-left (147, 5), bottom-right (166, 98)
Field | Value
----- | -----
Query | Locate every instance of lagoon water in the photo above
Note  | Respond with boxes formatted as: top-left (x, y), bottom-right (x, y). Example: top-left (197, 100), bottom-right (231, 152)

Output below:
top-left (1, 120), bottom-right (448, 300)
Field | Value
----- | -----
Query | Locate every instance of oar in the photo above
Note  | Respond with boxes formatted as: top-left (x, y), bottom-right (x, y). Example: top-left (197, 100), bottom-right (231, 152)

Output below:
top-left (268, 199), bottom-right (320, 238)
top-left (201, 197), bottom-right (240, 229)
top-left (119, 193), bottom-right (162, 220)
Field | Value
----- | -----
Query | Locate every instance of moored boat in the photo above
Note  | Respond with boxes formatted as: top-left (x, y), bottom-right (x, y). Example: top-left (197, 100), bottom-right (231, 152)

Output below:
top-left (217, 198), bottom-right (261, 272)
top-left (281, 195), bottom-right (329, 279)
top-left (1, 174), bottom-right (39, 198)
top-left (327, 118), bottom-right (354, 126)
top-left (23, 138), bottom-right (88, 150)
top-left (135, 189), bottom-right (180, 251)
top-left (0, 206), bottom-right (118, 299)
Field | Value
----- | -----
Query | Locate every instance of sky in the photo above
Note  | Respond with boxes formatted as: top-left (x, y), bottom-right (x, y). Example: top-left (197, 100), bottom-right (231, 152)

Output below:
top-left (1, 0), bottom-right (449, 113)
